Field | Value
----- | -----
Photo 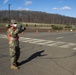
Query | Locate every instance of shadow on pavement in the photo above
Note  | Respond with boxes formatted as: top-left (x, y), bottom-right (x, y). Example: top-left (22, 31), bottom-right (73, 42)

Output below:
top-left (19, 50), bottom-right (47, 66)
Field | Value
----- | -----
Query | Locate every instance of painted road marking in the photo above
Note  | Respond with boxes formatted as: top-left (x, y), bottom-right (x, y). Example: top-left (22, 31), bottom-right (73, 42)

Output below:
top-left (56, 37), bottom-right (63, 39)
top-left (0, 34), bottom-right (76, 50)
top-left (46, 42), bottom-right (65, 46)
top-left (59, 43), bottom-right (76, 48)
top-left (73, 48), bottom-right (76, 50)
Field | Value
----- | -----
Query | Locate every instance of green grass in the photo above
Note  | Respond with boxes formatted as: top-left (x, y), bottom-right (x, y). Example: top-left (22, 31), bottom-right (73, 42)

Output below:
top-left (21, 22), bottom-right (66, 27)
top-left (0, 23), bottom-right (7, 27)
top-left (0, 22), bottom-right (68, 27)
top-left (0, 22), bottom-right (76, 30)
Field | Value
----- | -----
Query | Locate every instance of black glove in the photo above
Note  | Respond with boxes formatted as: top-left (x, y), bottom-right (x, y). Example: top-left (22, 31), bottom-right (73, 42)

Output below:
top-left (22, 27), bottom-right (26, 31)
top-left (17, 25), bottom-right (26, 33)
top-left (17, 25), bottom-right (22, 30)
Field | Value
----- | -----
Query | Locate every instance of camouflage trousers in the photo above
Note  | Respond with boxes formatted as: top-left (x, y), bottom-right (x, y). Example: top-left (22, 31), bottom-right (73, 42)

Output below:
top-left (9, 46), bottom-right (20, 66)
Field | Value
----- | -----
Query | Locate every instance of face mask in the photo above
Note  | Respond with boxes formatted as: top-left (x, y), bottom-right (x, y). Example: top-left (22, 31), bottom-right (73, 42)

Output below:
top-left (13, 24), bottom-right (17, 27)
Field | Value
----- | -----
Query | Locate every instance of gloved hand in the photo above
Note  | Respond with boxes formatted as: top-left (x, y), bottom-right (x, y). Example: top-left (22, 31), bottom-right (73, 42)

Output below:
top-left (17, 25), bottom-right (22, 30)
top-left (22, 27), bottom-right (26, 31)
top-left (17, 25), bottom-right (26, 33)
top-left (6, 24), bottom-right (10, 28)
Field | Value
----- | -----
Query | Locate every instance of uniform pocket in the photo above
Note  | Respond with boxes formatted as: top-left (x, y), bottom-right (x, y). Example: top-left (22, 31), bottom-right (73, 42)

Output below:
top-left (9, 47), bottom-right (16, 57)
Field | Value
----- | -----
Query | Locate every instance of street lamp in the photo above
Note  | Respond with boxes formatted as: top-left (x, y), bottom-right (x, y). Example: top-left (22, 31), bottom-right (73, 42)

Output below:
top-left (8, 4), bottom-right (11, 24)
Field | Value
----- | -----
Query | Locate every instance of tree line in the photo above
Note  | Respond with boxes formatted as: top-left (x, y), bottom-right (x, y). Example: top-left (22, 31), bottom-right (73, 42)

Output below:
top-left (0, 10), bottom-right (76, 25)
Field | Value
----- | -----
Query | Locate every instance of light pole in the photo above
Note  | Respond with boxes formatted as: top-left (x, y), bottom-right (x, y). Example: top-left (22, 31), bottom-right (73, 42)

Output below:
top-left (8, 4), bottom-right (11, 24)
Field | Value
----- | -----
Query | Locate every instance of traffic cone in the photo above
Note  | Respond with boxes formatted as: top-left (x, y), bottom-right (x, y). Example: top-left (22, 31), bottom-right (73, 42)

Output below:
top-left (22, 32), bottom-right (24, 36)
top-left (48, 30), bottom-right (50, 33)
top-left (36, 30), bottom-right (38, 35)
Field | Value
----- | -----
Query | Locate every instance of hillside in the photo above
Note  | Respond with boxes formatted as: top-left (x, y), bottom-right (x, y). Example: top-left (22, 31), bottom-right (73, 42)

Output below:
top-left (0, 10), bottom-right (76, 25)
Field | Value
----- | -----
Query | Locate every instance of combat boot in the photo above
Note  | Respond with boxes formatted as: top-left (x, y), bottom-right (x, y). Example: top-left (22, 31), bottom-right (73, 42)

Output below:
top-left (11, 65), bottom-right (19, 70)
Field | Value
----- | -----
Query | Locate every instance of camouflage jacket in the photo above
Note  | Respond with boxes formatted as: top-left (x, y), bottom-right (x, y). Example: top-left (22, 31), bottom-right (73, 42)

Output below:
top-left (7, 27), bottom-right (20, 47)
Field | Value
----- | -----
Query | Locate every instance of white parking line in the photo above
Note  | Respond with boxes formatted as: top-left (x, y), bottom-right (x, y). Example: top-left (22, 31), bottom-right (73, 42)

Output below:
top-left (56, 37), bottom-right (63, 39)
top-left (46, 42), bottom-right (65, 46)
top-left (73, 48), bottom-right (76, 50)
top-left (0, 34), bottom-right (76, 50)
top-left (59, 43), bottom-right (76, 48)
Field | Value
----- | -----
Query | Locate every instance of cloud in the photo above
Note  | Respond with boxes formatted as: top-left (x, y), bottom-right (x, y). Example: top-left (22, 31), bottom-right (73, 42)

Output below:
top-left (52, 7), bottom-right (58, 10)
top-left (52, 6), bottom-right (71, 10)
top-left (24, 8), bottom-right (30, 11)
top-left (18, 7), bottom-right (22, 11)
top-left (25, 1), bottom-right (32, 5)
top-left (62, 6), bottom-right (71, 10)
top-left (18, 7), bottom-right (30, 11)
top-left (4, 0), bottom-right (8, 4)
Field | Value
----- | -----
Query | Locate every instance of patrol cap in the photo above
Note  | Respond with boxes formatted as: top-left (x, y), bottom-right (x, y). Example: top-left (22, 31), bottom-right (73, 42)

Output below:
top-left (11, 20), bottom-right (16, 24)
top-left (11, 20), bottom-right (17, 27)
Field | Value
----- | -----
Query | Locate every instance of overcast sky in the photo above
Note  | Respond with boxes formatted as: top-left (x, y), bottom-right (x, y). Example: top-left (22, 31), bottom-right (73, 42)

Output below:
top-left (0, 0), bottom-right (76, 18)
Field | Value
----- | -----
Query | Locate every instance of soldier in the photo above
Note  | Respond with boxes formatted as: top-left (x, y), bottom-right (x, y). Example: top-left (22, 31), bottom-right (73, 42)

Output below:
top-left (6, 20), bottom-right (25, 69)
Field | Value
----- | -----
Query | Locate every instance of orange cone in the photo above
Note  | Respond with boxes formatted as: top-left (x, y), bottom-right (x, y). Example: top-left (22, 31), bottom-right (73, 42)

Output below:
top-left (48, 30), bottom-right (50, 33)
top-left (22, 32), bottom-right (24, 36)
top-left (36, 30), bottom-right (38, 35)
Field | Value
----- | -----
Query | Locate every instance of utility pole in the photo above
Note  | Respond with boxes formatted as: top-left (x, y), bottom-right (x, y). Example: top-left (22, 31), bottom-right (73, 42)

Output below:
top-left (8, 4), bottom-right (11, 24)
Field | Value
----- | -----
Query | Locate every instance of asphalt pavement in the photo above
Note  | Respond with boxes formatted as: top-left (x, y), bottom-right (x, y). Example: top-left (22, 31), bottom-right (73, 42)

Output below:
top-left (0, 32), bottom-right (76, 75)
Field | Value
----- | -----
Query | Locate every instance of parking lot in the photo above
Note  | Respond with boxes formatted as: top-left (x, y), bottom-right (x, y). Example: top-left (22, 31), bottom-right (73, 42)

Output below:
top-left (0, 32), bottom-right (76, 75)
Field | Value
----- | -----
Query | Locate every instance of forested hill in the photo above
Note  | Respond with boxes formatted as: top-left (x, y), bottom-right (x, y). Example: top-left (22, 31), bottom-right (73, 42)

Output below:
top-left (0, 10), bottom-right (76, 25)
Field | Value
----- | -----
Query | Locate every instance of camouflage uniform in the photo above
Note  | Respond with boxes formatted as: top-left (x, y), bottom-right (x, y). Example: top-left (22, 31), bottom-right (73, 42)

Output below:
top-left (6, 20), bottom-right (25, 69)
top-left (7, 27), bottom-right (20, 67)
